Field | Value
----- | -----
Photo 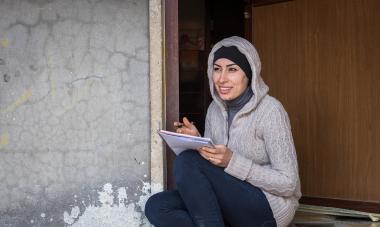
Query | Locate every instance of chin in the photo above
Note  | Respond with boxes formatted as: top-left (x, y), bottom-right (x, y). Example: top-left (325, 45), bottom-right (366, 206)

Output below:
top-left (219, 94), bottom-right (233, 101)
top-left (221, 97), bottom-right (232, 101)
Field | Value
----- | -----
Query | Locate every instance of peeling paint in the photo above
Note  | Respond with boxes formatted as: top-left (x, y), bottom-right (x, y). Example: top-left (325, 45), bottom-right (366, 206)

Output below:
top-left (63, 182), bottom-right (160, 227)
top-left (63, 206), bottom-right (80, 225)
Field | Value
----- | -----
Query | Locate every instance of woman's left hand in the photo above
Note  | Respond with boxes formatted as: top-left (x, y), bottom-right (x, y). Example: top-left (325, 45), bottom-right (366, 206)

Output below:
top-left (199, 145), bottom-right (232, 167)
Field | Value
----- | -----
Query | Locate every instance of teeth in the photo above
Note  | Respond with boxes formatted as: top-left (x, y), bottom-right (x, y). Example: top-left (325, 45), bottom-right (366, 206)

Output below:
top-left (220, 87), bottom-right (231, 91)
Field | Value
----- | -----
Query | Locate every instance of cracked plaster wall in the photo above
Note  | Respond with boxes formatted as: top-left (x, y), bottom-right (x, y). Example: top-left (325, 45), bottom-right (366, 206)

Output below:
top-left (0, 0), bottom-right (152, 226)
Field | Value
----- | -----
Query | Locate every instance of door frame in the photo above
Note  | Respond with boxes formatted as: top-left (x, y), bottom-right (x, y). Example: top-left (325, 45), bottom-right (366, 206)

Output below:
top-left (164, 0), bottom-right (179, 190)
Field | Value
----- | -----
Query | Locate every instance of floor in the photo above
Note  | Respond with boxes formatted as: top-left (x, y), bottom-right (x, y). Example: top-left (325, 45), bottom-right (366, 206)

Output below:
top-left (290, 212), bottom-right (380, 227)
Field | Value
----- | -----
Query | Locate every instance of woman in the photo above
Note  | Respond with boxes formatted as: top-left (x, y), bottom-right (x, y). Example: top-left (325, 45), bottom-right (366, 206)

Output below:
top-left (145, 36), bottom-right (301, 227)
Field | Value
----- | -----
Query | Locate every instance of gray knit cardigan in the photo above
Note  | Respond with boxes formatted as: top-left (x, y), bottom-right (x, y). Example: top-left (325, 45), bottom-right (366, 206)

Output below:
top-left (204, 36), bottom-right (301, 227)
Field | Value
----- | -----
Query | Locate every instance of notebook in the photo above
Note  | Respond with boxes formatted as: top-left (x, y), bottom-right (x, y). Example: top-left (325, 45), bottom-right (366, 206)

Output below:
top-left (158, 130), bottom-right (215, 155)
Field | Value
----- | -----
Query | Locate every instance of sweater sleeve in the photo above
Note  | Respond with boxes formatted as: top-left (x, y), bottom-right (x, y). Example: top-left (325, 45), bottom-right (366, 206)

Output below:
top-left (225, 102), bottom-right (299, 197)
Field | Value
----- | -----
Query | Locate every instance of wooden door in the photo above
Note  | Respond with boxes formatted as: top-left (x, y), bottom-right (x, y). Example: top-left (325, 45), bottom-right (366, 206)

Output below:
top-left (252, 0), bottom-right (380, 212)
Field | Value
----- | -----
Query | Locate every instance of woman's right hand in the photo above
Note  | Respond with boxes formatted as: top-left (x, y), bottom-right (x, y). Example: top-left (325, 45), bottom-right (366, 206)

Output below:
top-left (174, 117), bottom-right (200, 137)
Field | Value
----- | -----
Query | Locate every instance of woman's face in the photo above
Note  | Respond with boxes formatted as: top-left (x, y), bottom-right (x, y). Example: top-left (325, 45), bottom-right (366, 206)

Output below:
top-left (212, 58), bottom-right (249, 101)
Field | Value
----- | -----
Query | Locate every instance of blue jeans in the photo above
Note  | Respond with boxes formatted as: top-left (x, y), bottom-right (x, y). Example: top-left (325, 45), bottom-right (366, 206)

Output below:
top-left (145, 150), bottom-right (276, 227)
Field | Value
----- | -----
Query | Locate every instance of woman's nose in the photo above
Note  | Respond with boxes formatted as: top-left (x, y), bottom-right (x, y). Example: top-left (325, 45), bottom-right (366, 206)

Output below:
top-left (218, 69), bottom-right (228, 83)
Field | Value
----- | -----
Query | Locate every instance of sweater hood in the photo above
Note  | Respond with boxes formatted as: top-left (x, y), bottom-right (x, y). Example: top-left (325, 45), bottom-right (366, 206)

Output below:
top-left (207, 36), bottom-right (269, 112)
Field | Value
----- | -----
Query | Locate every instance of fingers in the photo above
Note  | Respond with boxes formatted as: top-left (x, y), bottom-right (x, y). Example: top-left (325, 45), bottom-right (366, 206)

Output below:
top-left (174, 121), bottom-right (189, 129)
top-left (198, 151), bottom-right (209, 160)
top-left (199, 148), bottom-right (222, 159)
top-left (174, 118), bottom-right (193, 129)
top-left (199, 145), bottom-right (231, 167)
top-left (200, 146), bottom-right (218, 154)
top-left (183, 117), bottom-right (199, 132)
top-left (199, 150), bottom-right (215, 162)
top-left (198, 148), bottom-right (207, 156)
top-left (174, 120), bottom-right (190, 134)
top-left (214, 144), bottom-right (227, 149)
top-left (174, 118), bottom-right (200, 136)
top-left (201, 145), bottom-right (227, 154)
top-left (173, 121), bottom-right (182, 128)
top-left (176, 127), bottom-right (192, 134)
top-left (182, 117), bottom-right (193, 128)
top-left (199, 151), bottom-right (223, 165)
top-left (199, 148), bottom-right (231, 168)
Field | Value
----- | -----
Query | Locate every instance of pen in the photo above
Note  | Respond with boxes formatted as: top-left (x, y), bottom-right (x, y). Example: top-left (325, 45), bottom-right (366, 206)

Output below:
top-left (176, 122), bottom-right (195, 128)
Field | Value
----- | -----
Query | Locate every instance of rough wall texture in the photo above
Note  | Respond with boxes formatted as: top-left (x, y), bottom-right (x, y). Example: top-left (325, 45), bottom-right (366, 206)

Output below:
top-left (0, 0), bottom-right (151, 226)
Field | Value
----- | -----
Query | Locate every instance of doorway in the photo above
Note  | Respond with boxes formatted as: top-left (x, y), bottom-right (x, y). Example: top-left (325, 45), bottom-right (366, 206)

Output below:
top-left (178, 0), bottom-right (248, 137)
top-left (165, 0), bottom-right (250, 190)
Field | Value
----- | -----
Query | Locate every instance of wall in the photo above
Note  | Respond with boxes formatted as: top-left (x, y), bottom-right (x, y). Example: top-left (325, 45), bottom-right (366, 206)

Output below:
top-left (253, 0), bottom-right (380, 203)
top-left (0, 0), bottom-right (153, 226)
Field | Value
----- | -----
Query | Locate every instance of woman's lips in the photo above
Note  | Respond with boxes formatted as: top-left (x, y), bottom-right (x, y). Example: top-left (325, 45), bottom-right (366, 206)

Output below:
top-left (219, 86), bottom-right (232, 94)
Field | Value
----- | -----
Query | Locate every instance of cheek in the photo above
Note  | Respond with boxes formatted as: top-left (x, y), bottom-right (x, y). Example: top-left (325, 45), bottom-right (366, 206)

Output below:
top-left (233, 77), bottom-right (246, 86)
top-left (234, 77), bottom-right (249, 91)
top-left (212, 74), bottom-right (219, 84)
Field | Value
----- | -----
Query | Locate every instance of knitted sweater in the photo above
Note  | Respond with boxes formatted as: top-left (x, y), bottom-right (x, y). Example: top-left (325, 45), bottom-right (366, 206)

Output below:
top-left (204, 36), bottom-right (301, 227)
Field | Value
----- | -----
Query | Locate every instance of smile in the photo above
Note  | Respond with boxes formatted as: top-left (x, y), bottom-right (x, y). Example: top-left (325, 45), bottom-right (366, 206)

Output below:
top-left (219, 87), bottom-right (232, 94)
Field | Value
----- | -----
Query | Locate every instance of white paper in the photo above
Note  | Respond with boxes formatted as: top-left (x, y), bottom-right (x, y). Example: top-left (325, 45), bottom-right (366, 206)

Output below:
top-left (158, 130), bottom-right (215, 155)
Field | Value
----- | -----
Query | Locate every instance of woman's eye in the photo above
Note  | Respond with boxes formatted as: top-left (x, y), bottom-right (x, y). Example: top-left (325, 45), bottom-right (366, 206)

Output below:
top-left (228, 67), bottom-right (237, 72)
top-left (213, 67), bottom-right (221, 71)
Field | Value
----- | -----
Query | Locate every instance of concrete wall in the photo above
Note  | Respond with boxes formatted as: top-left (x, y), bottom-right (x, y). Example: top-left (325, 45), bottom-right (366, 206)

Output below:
top-left (0, 0), bottom-right (153, 226)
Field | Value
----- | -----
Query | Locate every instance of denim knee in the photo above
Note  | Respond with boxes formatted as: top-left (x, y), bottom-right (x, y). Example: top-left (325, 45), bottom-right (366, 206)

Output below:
top-left (144, 193), bottom-right (162, 224)
top-left (177, 149), bottom-right (198, 162)
top-left (174, 150), bottom-right (200, 182)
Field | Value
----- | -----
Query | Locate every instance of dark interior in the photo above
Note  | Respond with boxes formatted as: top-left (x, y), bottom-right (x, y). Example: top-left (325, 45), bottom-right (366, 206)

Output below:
top-left (178, 0), bottom-right (246, 136)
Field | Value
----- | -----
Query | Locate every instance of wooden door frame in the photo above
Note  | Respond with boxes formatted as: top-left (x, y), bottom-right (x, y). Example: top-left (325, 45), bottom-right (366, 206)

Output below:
top-left (164, 0), bottom-right (179, 190)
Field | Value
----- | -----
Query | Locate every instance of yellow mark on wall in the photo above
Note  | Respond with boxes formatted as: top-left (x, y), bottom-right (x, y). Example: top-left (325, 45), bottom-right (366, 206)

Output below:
top-left (47, 57), bottom-right (53, 66)
top-left (1, 38), bottom-right (10, 48)
top-left (1, 90), bottom-right (32, 113)
top-left (0, 132), bottom-right (9, 149)
top-left (85, 80), bottom-right (94, 89)
top-left (50, 79), bottom-right (56, 97)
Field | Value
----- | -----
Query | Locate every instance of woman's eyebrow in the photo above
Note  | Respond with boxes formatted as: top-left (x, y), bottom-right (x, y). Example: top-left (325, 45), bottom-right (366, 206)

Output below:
top-left (213, 63), bottom-right (237, 67)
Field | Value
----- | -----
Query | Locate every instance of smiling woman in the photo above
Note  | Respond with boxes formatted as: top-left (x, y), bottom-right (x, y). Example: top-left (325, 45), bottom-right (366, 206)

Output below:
top-left (145, 36), bottom-right (301, 227)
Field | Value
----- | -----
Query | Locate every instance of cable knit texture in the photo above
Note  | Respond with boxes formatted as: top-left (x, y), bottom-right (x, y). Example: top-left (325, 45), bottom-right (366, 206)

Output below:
top-left (204, 36), bottom-right (301, 227)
